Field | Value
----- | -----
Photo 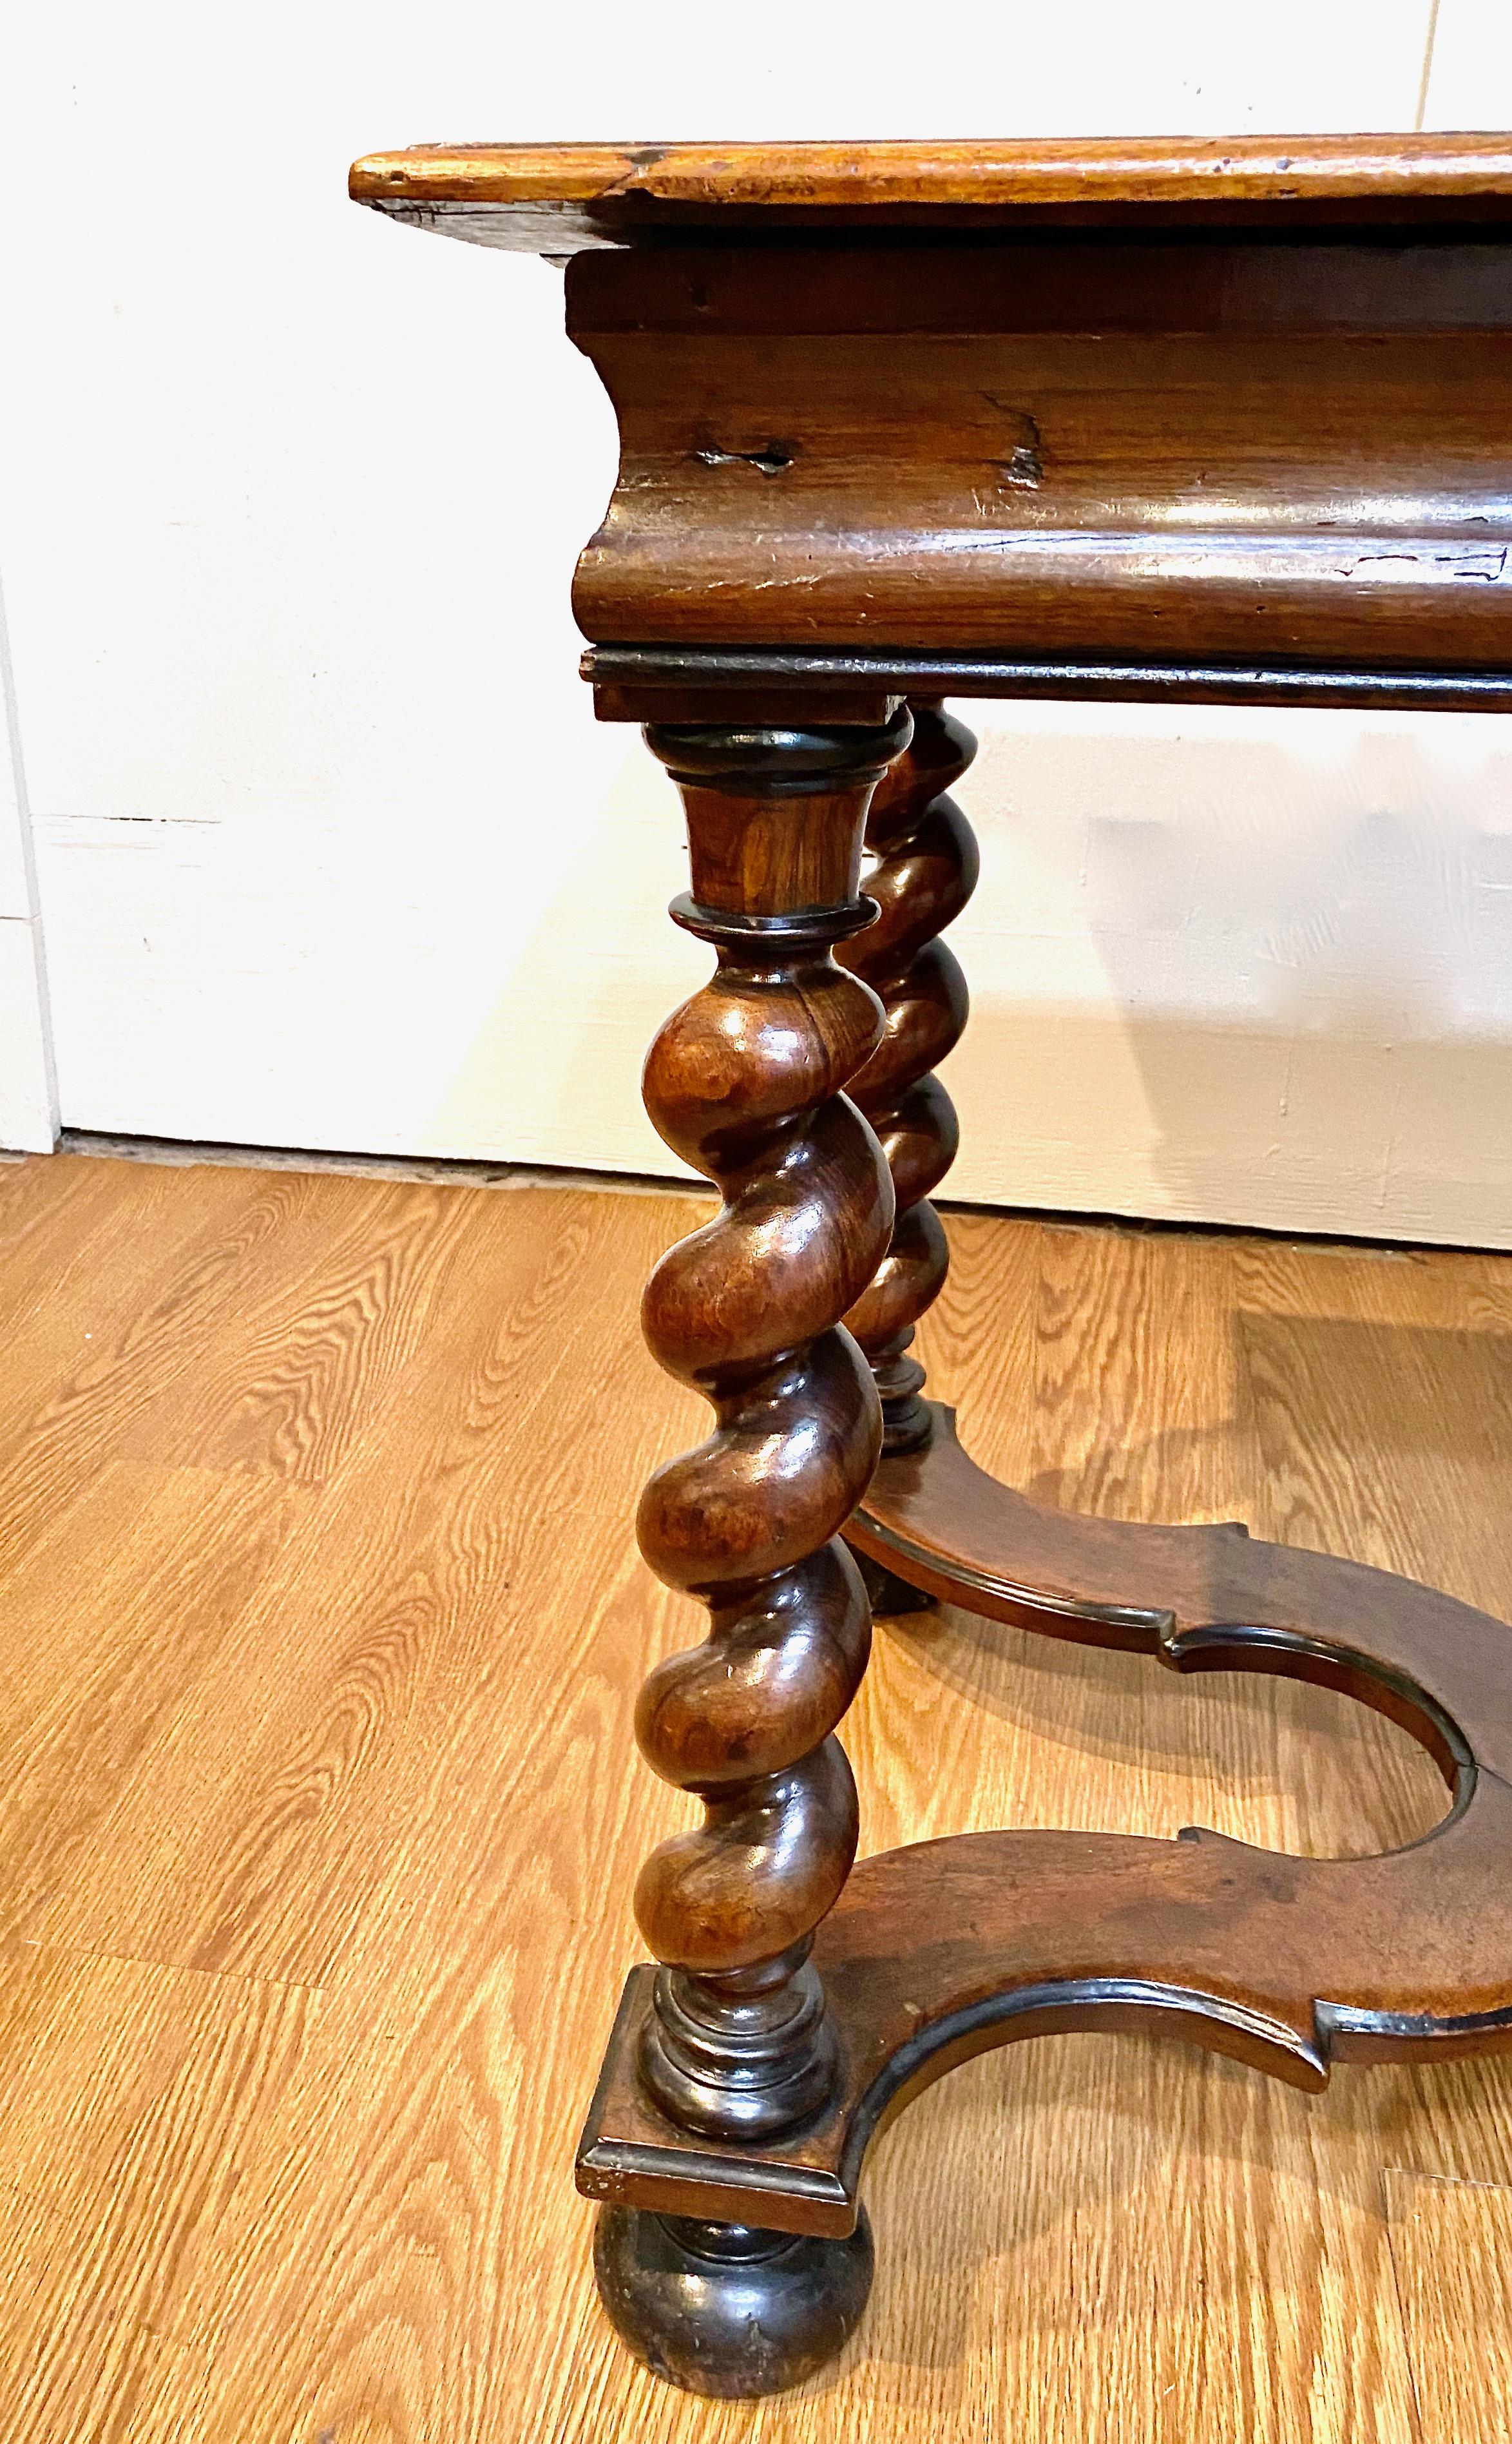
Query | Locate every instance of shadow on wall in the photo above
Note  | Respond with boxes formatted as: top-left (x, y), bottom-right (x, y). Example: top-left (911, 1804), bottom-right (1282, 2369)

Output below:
top-left (430, 728), bottom-right (708, 1178)
top-left (430, 704), bottom-right (1512, 1250)
top-left (944, 708), bottom-right (1512, 1246)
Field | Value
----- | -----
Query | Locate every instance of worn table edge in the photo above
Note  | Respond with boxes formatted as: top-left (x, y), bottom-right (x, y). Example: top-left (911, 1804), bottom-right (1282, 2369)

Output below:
top-left (349, 132), bottom-right (1512, 213)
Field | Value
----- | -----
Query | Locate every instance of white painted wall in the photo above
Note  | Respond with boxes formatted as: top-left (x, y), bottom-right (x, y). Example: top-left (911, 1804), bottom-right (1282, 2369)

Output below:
top-left (5, 3), bottom-right (1512, 1244)
top-left (1424, 1), bottom-right (1512, 133)
top-left (0, 573), bottom-right (57, 1153)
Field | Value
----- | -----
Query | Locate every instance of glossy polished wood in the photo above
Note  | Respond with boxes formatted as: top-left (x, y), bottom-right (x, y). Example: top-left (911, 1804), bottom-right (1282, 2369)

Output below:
top-left (352, 137), bottom-right (1512, 686)
top-left (839, 704), bottom-right (979, 1452)
top-left (585, 644), bottom-right (1512, 716)
top-left (593, 2202), bottom-right (876, 2400)
top-left (627, 713), bottom-right (906, 2144)
top-left (354, 132), bottom-right (1512, 2401)
top-left (581, 1413), bottom-right (1512, 2235)
top-left (566, 240), bottom-right (1512, 669)
top-left (350, 133), bottom-right (1512, 253)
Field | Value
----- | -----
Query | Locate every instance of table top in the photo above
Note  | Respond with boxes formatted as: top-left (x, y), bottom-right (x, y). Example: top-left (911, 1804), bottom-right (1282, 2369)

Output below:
top-left (350, 133), bottom-right (1512, 252)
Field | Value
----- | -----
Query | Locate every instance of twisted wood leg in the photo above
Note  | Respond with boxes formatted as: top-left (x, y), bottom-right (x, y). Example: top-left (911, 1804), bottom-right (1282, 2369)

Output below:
top-left (589, 707), bottom-right (908, 2396)
top-left (837, 697), bottom-right (979, 1612)
top-left (576, 695), bottom-right (1512, 2403)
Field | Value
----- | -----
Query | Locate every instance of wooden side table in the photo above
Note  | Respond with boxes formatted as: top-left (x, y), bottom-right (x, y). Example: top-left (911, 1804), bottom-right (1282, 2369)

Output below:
top-left (351, 135), bottom-right (1512, 2400)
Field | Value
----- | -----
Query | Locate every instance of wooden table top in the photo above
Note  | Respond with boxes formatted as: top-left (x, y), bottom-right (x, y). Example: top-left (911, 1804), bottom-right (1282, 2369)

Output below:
top-left (349, 133), bottom-right (1512, 253)
top-left (351, 135), bottom-right (1512, 692)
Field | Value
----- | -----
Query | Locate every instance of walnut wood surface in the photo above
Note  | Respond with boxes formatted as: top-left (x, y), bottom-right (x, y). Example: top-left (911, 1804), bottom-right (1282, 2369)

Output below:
top-left (344, 144), bottom-right (1512, 2397)
top-left (839, 706), bottom-right (979, 1449)
top-left (353, 137), bottom-right (1512, 683)
top-left (567, 241), bottom-right (1512, 668)
top-left (350, 135), bottom-right (1512, 254)
top-left (581, 1391), bottom-right (1512, 2235)
top-left (585, 645), bottom-right (1512, 718)
top-left (6, 1157), bottom-right (1512, 2434)
top-left (626, 716), bottom-right (906, 2139)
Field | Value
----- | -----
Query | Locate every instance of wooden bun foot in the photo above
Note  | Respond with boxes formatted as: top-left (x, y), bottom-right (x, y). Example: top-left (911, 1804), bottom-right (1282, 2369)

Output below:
top-left (593, 2206), bottom-right (874, 2398)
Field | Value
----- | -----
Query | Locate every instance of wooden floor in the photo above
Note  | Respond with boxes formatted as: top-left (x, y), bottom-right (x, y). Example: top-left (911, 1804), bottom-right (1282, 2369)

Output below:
top-left (1, 1150), bottom-right (1511, 2442)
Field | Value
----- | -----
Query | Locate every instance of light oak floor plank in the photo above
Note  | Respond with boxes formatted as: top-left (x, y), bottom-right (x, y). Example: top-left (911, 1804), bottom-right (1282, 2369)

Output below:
top-left (0, 1941), bottom-right (312, 2444)
top-left (0, 1462), bottom-right (312, 1947)
top-left (0, 1151), bottom-right (1508, 2440)
top-left (1383, 2170), bottom-right (1512, 2443)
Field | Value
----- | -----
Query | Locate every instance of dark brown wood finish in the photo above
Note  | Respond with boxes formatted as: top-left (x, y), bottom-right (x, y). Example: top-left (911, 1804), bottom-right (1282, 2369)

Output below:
top-left (581, 1441), bottom-right (1512, 2236)
top-left (354, 134), bottom-right (1512, 2400)
top-left (587, 712), bottom-right (915, 2394)
top-left (564, 240), bottom-right (1512, 671)
top-left (585, 645), bottom-right (1512, 717)
top-left (628, 712), bottom-right (907, 2146)
top-left (837, 705), bottom-right (979, 1454)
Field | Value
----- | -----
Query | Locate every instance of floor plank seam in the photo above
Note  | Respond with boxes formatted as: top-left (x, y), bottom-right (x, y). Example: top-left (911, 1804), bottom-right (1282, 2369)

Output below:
top-left (15, 1936), bottom-right (328, 2003)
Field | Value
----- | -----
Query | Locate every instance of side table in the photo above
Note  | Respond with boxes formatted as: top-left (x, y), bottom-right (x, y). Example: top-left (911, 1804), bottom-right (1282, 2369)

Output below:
top-left (351, 134), bottom-right (1512, 2400)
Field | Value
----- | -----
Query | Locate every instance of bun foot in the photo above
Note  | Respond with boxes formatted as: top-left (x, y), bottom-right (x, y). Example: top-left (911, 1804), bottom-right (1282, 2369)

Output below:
top-left (593, 2204), bottom-right (875, 2398)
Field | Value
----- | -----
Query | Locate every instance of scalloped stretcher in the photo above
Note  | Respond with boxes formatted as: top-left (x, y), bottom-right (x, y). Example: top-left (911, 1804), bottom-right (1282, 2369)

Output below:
top-left (579, 1405), bottom-right (1512, 2237)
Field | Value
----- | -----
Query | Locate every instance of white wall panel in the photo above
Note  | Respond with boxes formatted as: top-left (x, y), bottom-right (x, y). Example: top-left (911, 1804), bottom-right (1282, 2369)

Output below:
top-left (942, 705), bottom-right (1512, 1245)
top-left (0, 792), bottom-right (30, 923)
top-left (1422, 1), bottom-right (1512, 127)
top-left (15, 0), bottom-right (1506, 1242)
top-left (0, 579), bottom-right (56, 1150)
top-left (34, 701), bottom-right (1512, 1242)
top-left (0, 921), bottom-right (56, 1154)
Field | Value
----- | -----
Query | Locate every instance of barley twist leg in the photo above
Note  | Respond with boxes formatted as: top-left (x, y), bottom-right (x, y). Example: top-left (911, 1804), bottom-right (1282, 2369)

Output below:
top-left (839, 698), bottom-right (979, 1456)
top-left (593, 707), bottom-right (909, 2397)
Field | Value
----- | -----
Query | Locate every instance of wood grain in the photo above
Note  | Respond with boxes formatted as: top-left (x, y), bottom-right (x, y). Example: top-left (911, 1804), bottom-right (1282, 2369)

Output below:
top-left (1, 1151), bottom-right (1510, 2435)
top-left (625, 715), bottom-right (904, 2180)
top-left (349, 136), bottom-right (1512, 256)
top-left (839, 703), bottom-right (979, 1453)
top-left (1383, 2170), bottom-right (1512, 2442)
top-left (564, 243), bottom-right (1512, 667)
top-left (0, 1943), bottom-right (313, 2439)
